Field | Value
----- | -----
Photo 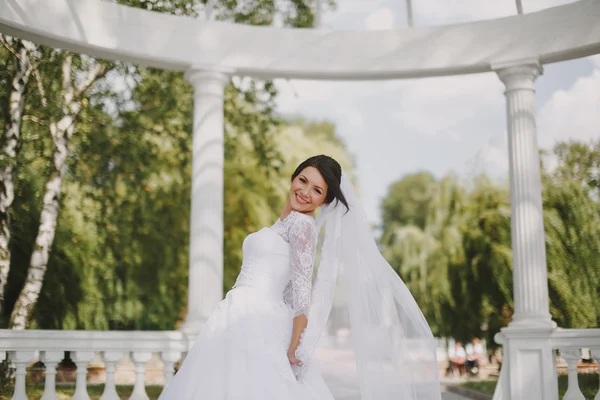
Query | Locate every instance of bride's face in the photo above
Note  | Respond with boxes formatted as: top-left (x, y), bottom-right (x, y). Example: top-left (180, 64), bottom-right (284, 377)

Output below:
top-left (289, 166), bottom-right (328, 214)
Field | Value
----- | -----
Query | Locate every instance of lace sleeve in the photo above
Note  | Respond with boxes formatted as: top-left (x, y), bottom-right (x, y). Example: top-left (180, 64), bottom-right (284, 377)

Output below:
top-left (288, 215), bottom-right (317, 318)
top-left (282, 281), bottom-right (293, 308)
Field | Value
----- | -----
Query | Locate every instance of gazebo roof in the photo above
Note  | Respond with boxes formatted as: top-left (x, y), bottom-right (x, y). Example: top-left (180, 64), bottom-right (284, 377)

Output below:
top-left (1, 0), bottom-right (599, 80)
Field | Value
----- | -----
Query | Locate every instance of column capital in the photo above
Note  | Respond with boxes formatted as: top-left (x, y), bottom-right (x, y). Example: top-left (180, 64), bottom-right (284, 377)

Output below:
top-left (492, 58), bottom-right (543, 91)
top-left (185, 66), bottom-right (232, 93)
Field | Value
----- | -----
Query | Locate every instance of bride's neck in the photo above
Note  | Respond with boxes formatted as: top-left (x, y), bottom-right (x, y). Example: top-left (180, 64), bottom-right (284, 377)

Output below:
top-left (279, 201), bottom-right (313, 220)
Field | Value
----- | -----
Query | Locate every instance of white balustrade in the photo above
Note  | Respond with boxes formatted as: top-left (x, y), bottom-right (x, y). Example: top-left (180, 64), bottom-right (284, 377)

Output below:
top-left (494, 328), bottom-right (600, 400)
top-left (0, 330), bottom-right (187, 399)
top-left (552, 329), bottom-right (600, 400)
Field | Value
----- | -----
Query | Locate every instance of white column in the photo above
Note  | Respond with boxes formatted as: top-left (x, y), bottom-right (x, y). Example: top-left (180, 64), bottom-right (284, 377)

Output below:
top-left (181, 67), bottom-right (230, 337)
top-left (495, 60), bottom-right (555, 329)
top-left (492, 59), bottom-right (559, 400)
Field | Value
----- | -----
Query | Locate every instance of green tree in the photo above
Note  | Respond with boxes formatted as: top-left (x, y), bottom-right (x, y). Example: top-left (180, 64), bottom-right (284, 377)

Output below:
top-left (381, 140), bottom-right (600, 346)
top-left (381, 171), bottom-right (436, 233)
top-left (543, 141), bottom-right (600, 329)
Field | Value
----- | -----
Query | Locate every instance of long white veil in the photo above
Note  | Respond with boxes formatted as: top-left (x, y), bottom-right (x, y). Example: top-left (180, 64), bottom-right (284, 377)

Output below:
top-left (295, 174), bottom-right (442, 400)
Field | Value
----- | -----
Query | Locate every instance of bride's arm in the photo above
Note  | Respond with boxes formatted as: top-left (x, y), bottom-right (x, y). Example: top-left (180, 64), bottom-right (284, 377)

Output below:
top-left (286, 217), bottom-right (317, 365)
top-left (288, 315), bottom-right (308, 365)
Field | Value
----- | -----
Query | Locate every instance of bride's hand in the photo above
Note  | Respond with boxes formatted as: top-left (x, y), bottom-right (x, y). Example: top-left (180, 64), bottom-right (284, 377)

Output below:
top-left (288, 350), bottom-right (302, 366)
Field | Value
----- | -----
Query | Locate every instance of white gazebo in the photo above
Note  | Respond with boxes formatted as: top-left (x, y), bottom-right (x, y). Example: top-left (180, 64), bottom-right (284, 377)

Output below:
top-left (1, 1), bottom-right (600, 399)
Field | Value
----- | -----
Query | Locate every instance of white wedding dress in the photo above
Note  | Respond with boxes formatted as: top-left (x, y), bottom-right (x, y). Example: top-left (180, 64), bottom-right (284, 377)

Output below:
top-left (159, 211), bottom-right (334, 400)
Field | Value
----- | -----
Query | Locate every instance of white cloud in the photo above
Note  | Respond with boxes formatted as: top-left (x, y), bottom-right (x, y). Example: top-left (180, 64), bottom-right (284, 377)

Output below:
top-left (364, 8), bottom-right (395, 30)
top-left (538, 69), bottom-right (600, 149)
top-left (323, 0), bottom-right (579, 29)
top-left (392, 73), bottom-right (504, 140)
top-left (464, 135), bottom-right (509, 180)
top-left (274, 79), bottom-right (373, 134)
top-left (272, 0), bottom-right (597, 224)
top-left (330, 0), bottom-right (387, 15)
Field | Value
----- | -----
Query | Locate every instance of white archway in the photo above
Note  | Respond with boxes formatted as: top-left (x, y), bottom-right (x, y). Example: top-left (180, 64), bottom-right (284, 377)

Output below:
top-left (1, 2), bottom-right (599, 399)
top-left (1, 0), bottom-right (599, 79)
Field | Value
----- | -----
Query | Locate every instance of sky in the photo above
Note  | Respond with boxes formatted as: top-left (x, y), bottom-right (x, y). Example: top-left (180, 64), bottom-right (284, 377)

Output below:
top-left (273, 0), bottom-right (600, 226)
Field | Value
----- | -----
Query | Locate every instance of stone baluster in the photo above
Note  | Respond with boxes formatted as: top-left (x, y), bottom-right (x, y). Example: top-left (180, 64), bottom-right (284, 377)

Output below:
top-left (40, 351), bottom-right (63, 400)
top-left (160, 351), bottom-right (181, 392)
top-left (592, 349), bottom-right (600, 400)
top-left (71, 351), bottom-right (95, 400)
top-left (8, 350), bottom-right (34, 400)
top-left (561, 349), bottom-right (585, 400)
top-left (100, 351), bottom-right (123, 400)
top-left (129, 351), bottom-right (152, 400)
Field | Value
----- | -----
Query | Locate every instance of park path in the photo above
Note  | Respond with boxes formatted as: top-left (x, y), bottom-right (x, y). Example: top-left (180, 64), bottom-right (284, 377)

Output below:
top-left (315, 348), bottom-right (472, 400)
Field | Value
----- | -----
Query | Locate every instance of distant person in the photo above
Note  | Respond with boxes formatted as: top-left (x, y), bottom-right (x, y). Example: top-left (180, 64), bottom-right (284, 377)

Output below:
top-left (466, 337), bottom-right (485, 375)
top-left (446, 341), bottom-right (467, 376)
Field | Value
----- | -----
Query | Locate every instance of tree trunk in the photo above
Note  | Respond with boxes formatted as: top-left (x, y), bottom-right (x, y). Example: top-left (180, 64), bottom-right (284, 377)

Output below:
top-left (9, 56), bottom-right (105, 329)
top-left (0, 38), bottom-right (34, 318)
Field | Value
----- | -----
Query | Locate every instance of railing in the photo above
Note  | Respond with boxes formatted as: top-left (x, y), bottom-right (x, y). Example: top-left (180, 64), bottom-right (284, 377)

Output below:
top-left (552, 329), bottom-right (600, 400)
top-left (493, 328), bottom-right (600, 400)
top-left (0, 329), bottom-right (188, 400)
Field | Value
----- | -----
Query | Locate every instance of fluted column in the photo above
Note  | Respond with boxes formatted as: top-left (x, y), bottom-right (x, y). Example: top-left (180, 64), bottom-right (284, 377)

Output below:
top-left (495, 60), bottom-right (555, 329)
top-left (182, 67), bottom-right (230, 336)
top-left (492, 59), bottom-right (559, 400)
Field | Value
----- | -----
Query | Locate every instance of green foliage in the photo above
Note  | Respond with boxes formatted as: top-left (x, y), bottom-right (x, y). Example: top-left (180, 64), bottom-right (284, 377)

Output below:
top-left (381, 171), bottom-right (436, 232)
top-left (1, 0), bottom-right (353, 330)
top-left (116, 0), bottom-right (328, 28)
top-left (543, 141), bottom-right (600, 329)
top-left (381, 141), bottom-right (600, 345)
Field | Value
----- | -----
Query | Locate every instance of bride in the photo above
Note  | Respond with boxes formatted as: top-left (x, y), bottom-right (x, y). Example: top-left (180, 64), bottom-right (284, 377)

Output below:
top-left (159, 155), bottom-right (441, 400)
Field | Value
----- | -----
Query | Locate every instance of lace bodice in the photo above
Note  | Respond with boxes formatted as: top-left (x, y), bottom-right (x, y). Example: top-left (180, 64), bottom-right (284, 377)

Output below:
top-left (233, 211), bottom-right (317, 318)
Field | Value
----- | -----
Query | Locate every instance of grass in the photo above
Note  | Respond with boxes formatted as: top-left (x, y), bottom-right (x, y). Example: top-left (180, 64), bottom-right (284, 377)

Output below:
top-left (460, 374), bottom-right (599, 399)
top-left (0, 384), bottom-right (164, 400)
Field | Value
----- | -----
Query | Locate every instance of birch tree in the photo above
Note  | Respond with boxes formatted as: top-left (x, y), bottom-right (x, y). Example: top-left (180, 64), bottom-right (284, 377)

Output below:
top-left (9, 54), bottom-right (107, 329)
top-left (0, 37), bottom-right (37, 318)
